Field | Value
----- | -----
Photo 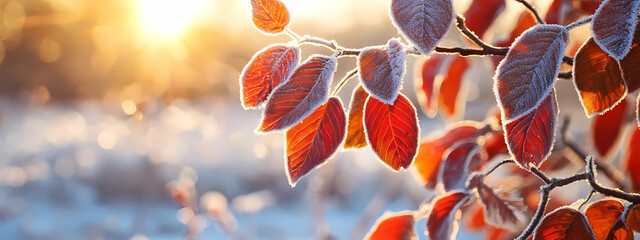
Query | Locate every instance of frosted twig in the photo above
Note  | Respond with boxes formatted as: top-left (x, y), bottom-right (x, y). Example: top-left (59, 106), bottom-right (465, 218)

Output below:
top-left (285, 28), bottom-right (302, 40)
top-left (566, 15), bottom-right (594, 30)
top-left (331, 68), bottom-right (358, 96)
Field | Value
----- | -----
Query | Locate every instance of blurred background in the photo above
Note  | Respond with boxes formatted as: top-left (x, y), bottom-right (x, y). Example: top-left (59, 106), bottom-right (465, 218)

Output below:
top-left (0, 0), bottom-right (597, 239)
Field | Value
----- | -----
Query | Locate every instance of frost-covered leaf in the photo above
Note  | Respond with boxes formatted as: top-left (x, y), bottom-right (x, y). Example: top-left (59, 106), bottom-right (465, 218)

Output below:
top-left (439, 56), bottom-right (469, 118)
top-left (414, 55), bottom-right (446, 118)
top-left (584, 199), bottom-right (633, 240)
top-left (494, 24), bottom-right (569, 121)
top-left (358, 38), bottom-right (406, 104)
top-left (439, 141), bottom-right (485, 191)
top-left (591, 99), bottom-right (628, 158)
top-left (390, 0), bottom-right (454, 55)
top-left (427, 191), bottom-right (471, 240)
top-left (491, 11), bottom-right (537, 69)
top-left (534, 207), bottom-right (596, 240)
top-left (591, 0), bottom-right (640, 60)
top-left (344, 85), bottom-right (369, 149)
top-left (285, 97), bottom-right (346, 187)
top-left (626, 204), bottom-right (640, 232)
top-left (240, 44), bottom-right (300, 109)
top-left (504, 92), bottom-right (558, 169)
top-left (621, 23), bottom-right (640, 93)
top-left (462, 0), bottom-right (505, 38)
top-left (624, 127), bottom-right (640, 192)
top-left (250, 0), bottom-right (291, 34)
top-left (573, 38), bottom-right (627, 117)
top-left (476, 182), bottom-right (526, 231)
top-left (258, 55), bottom-right (336, 133)
top-left (365, 212), bottom-right (417, 240)
top-left (413, 122), bottom-right (490, 188)
top-left (364, 93), bottom-right (420, 171)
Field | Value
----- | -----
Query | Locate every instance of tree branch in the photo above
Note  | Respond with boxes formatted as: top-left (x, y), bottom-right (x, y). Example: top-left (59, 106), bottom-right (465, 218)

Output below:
top-left (515, 0), bottom-right (545, 24)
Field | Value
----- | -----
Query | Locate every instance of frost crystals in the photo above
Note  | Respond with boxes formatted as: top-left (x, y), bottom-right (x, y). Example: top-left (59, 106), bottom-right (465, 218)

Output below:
top-left (390, 0), bottom-right (454, 55)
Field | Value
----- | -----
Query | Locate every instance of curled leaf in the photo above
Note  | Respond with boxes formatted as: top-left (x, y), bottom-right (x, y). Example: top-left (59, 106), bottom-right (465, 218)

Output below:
top-left (584, 199), bottom-right (633, 240)
top-left (390, 0), bottom-right (454, 55)
top-left (240, 44), bottom-right (300, 109)
top-left (591, 0), bottom-right (640, 60)
top-left (591, 99), bottom-right (628, 158)
top-left (250, 0), bottom-right (291, 34)
top-left (258, 55), bottom-right (336, 133)
top-left (439, 141), bottom-right (485, 191)
top-left (358, 38), bottom-right (406, 104)
top-left (494, 24), bottom-right (569, 121)
top-left (364, 93), bottom-right (420, 171)
top-left (476, 183), bottom-right (526, 231)
top-left (573, 38), bottom-right (627, 117)
top-left (365, 212), bottom-right (417, 240)
top-left (427, 191), bottom-right (471, 240)
top-left (344, 85), bottom-right (369, 149)
top-left (534, 207), bottom-right (596, 240)
top-left (285, 97), bottom-right (346, 187)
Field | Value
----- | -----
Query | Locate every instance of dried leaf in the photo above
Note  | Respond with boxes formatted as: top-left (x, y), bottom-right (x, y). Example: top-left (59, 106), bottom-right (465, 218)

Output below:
top-left (285, 97), bottom-right (346, 187)
top-left (427, 191), bottom-right (471, 240)
top-left (573, 38), bottom-right (627, 117)
top-left (365, 212), bottom-right (417, 240)
top-left (438, 56), bottom-right (469, 119)
top-left (250, 0), bottom-right (291, 34)
top-left (494, 24), bottom-right (569, 121)
top-left (462, 0), bottom-right (506, 38)
top-left (477, 183), bottom-right (526, 231)
top-left (364, 93), bottom-right (420, 170)
top-left (344, 85), bottom-right (369, 149)
top-left (390, 0), bottom-right (454, 55)
top-left (504, 91), bottom-right (558, 169)
top-left (591, 0), bottom-right (640, 60)
top-left (240, 44), bottom-right (300, 109)
top-left (358, 38), bottom-right (406, 104)
top-left (414, 55), bottom-right (446, 118)
top-left (258, 55), bottom-right (336, 133)
top-left (534, 207), bottom-right (596, 240)
top-left (591, 99), bottom-right (628, 158)
top-left (584, 199), bottom-right (633, 240)
top-left (624, 127), bottom-right (640, 192)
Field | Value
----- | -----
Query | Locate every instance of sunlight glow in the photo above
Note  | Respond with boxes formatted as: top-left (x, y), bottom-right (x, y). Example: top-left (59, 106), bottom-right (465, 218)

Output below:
top-left (137, 0), bottom-right (206, 39)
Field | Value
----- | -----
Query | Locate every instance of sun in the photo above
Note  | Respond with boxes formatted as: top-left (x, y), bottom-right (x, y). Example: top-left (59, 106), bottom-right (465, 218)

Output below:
top-left (137, 0), bottom-right (207, 39)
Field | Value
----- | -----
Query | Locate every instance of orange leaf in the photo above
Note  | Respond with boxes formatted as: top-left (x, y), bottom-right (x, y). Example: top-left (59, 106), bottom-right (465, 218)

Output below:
top-left (438, 56), bottom-right (469, 119)
top-left (365, 212), bottom-right (416, 240)
top-left (358, 38), bottom-right (406, 104)
top-left (414, 55), bottom-right (446, 118)
top-left (250, 0), bottom-right (290, 34)
top-left (534, 207), bottom-right (596, 240)
top-left (624, 127), bottom-right (640, 192)
top-left (258, 55), bottom-right (336, 133)
top-left (620, 23), bottom-right (640, 93)
top-left (462, 0), bottom-right (506, 38)
top-left (413, 122), bottom-right (490, 188)
top-left (573, 38), bottom-right (627, 117)
top-left (626, 204), bottom-right (640, 232)
top-left (585, 199), bottom-right (633, 240)
top-left (466, 203), bottom-right (487, 231)
top-left (504, 91), bottom-right (558, 169)
top-left (483, 132), bottom-right (508, 160)
top-left (364, 93), bottom-right (420, 170)
top-left (285, 97), bottom-right (346, 187)
top-left (591, 99), bottom-right (628, 158)
top-left (239, 44), bottom-right (300, 109)
top-left (427, 191), bottom-right (471, 240)
top-left (344, 85), bottom-right (369, 149)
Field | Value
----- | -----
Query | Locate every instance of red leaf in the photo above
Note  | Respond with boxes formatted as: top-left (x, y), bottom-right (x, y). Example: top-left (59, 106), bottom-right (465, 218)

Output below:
top-left (440, 141), bottom-right (485, 191)
top-left (285, 97), bottom-right (346, 186)
top-left (462, 0), bottom-right (506, 38)
top-left (579, 0), bottom-right (605, 14)
top-left (240, 44), bottom-right (300, 109)
top-left (250, 0), bottom-right (291, 34)
top-left (490, 11), bottom-right (536, 70)
top-left (620, 23), bottom-right (640, 93)
top-left (390, 0), bottom-right (454, 55)
top-left (344, 85), bottom-right (369, 149)
top-left (591, 99), bottom-right (628, 158)
top-left (544, 0), bottom-right (571, 24)
top-left (365, 212), bottom-right (416, 240)
top-left (466, 203), bottom-right (487, 231)
top-left (591, 0), bottom-right (640, 60)
top-left (477, 183), bottom-right (526, 231)
top-left (258, 55), bottom-right (336, 133)
top-left (624, 127), bottom-right (640, 192)
top-left (358, 38), bottom-right (406, 104)
top-left (495, 25), bottom-right (569, 121)
top-left (534, 207), bottom-right (596, 240)
top-left (584, 199), bottom-right (634, 240)
top-left (438, 56), bottom-right (469, 119)
top-left (483, 132), bottom-right (509, 160)
top-left (573, 38), bottom-right (627, 117)
top-left (626, 204), bottom-right (640, 232)
top-left (427, 191), bottom-right (471, 240)
top-left (364, 93), bottom-right (420, 170)
top-left (504, 91), bottom-right (558, 169)
top-left (414, 55), bottom-right (446, 118)
top-left (413, 122), bottom-right (490, 188)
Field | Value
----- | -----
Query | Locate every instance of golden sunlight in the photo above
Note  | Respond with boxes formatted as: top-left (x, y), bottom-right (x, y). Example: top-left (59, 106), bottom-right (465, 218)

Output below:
top-left (137, 0), bottom-right (207, 39)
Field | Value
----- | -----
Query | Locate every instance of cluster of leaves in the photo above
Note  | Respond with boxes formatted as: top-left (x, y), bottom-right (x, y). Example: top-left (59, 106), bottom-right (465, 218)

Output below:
top-left (239, 0), bottom-right (640, 239)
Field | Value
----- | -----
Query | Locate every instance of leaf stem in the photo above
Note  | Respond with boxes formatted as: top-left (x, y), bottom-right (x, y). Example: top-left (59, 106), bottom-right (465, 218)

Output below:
top-left (285, 27), bottom-right (302, 41)
top-left (515, 0), bottom-right (545, 24)
top-left (331, 68), bottom-right (358, 96)
top-left (566, 15), bottom-right (594, 30)
top-left (484, 159), bottom-right (516, 176)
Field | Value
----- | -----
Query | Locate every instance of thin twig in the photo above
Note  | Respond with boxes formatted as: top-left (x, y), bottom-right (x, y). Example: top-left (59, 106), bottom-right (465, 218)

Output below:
top-left (515, 0), bottom-right (545, 24)
top-left (530, 166), bottom-right (552, 184)
top-left (285, 28), bottom-right (302, 40)
top-left (566, 15), bottom-right (594, 30)
top-left (578, 190), bottom-right (596, 210)
top-left (558, 71), bottom-right (572, 79)
top-left (331, 68), bottom-right (358, 96)
top-left (586, 157), bottom-right (640, 203)
top-left (484, 159), bottom-right (516, 176)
